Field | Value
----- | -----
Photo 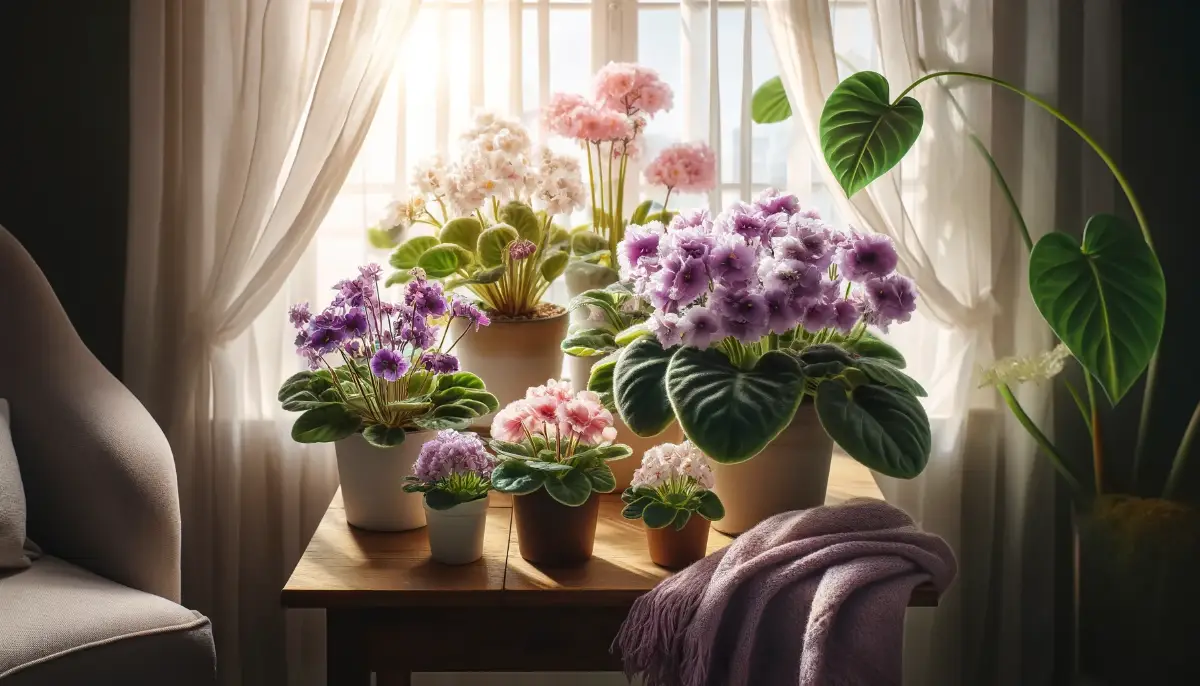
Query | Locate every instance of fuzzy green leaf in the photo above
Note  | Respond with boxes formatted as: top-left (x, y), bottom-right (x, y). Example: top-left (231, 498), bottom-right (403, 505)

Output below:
top-left (540, 250), bottom-right (570, 283)
top-left (570, 230), bottom-right (609, 256)
top-left (630, 199), bottom-right (655, 226)
top-left (362, 424), bottom-right (407, 448)
top-left (439, 217), bottom-right (484, 252)
top-left (543, 469), bottom-right (592, 506)
top-left (500, 201), bottom-right (542, 244)
top-left (815, 380), bottom-right (931, 478)
top-left (846, 333), bottom-right (907, 368)
top-left (290, 405), bottom-right (361, 443)
top-left (695, 490), bottom-right (725, 521)
top-left (614, 339), bottom-right (678, 437)
top-left (571, 443), bottom-right (633, 463)
top-left (418, 243), bottom-right (473, 278)
top-left (389, 235), bottom-right (439, 270)
top-left (642, 502), bottom-right (677, 529)
top-left (437, 372), bottom-right (486, 391)
top-left (581, 461), bottom-right (617, 493)
top-left (854, 358), bottom-right (927, 397)
top-left (491, 460), bottom-right (546, 495)
top-left (561, 328), bottom-right (618, 357)
top-left (477, 224), bottom-right (520, 268)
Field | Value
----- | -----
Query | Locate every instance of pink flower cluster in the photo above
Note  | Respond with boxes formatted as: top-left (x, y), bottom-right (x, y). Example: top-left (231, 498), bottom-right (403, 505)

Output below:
top-left (543, 62), bottom-right (672, 144)
top-left (643, 142), bottom-right (717, 194)
top-left (491, 380), bottom-right (618, 447)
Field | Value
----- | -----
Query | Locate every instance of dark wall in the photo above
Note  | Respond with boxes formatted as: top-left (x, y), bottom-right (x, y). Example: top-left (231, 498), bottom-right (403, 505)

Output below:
top-left (0, 2), bottom-right (131, 377)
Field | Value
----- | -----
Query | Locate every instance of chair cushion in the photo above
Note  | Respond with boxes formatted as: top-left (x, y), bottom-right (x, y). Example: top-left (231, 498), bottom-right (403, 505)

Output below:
top-left (0, 399), bottom-right (32, 570)
top-left (0, 556), bottom-right (215, 685)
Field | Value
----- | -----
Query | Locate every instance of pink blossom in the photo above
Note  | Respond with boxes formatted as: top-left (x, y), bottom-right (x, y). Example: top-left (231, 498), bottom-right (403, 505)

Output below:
top-left (526, 394), bottom-right (561, 426)
top-left (491, 402), bottom-right (534, 443)
top-left (544, 92), bottom-right (591, 138)
top-left (556, 390), bottom-right (615, 445)
top-left (594, 62), bottom-right (674, 117)
top-left (643, 142), bottom-right (717, 193)
top-left (526, 379), bottom-right (575, 403)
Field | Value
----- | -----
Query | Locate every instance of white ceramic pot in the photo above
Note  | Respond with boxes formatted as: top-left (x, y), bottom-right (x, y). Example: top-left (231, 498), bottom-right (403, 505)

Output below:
top-left (448, 309), bottom-right (569, 425)
top-left (334, 431), bottom-right (431, 531)
top-left (709, 403), bottom-right (834, 535)
top-left (424, 496), bottom-right (489, 565)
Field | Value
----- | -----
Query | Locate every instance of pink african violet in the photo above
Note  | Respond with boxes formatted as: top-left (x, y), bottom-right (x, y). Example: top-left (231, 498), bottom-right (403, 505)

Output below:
top-left (643, 142), bottom-right (717, 195)
top-left (491, 381), bottom-right (617, 447)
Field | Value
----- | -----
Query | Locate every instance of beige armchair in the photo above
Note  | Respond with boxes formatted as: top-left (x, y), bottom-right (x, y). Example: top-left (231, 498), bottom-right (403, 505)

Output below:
top-left (0, 225), bottom-right (216, 684)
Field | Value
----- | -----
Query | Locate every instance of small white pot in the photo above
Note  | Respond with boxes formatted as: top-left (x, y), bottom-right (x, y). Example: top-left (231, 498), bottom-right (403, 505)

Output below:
top-left (448, 309), bottom-right (569, 426)
top-left (424, 496), bottom-right (489, 565)
top-left (334, 431), bottom-right (431, 531)
top-left (709, 403), bottom-right (834, 535)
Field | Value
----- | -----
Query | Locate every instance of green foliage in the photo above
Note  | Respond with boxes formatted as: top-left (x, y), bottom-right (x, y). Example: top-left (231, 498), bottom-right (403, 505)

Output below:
top-left (417, 243), bottom-right (473, 278)
top-left (488, 435), bottom-right (630, 505)
top-left (389, 236), bottom-right (439, 269)
top-left (561, 328), bottom-right (618, 357)
top-left (540, 250), bottom-right (570, 282)
top-left (620, 485), bottom-right (725, 528)
top-left (477, 224), bottom-right (520, 268)
top-left (500, 201), bottom-right (541, 244)
top-left (854, 358), bottom-right (927, 398)
top-left (630, 199), bottom-right (656, 226)
top-left (543, 469), bottom-right (593, 506)
top-left (290, 404), bottom-right (361, 443)
top-left (587, 351), bottom-right (619, 409)
top-left (438, 217), bottom-right (484, 251)
top-left (751, 76), bottom-right (793, 124)
top-left (819, 71), bottom-right (924, 197)
top-left (815, 379), bottom-right (931, 478)
top-left (665, 348), bottom-right (806, 463)
top-left (490, 460), bottom-right (546, 495)
top-left (614, 339), bottom-right (678, 437)
top-left (845, 333), bottom-right (907, 368)
top-left (362, 424), bottom-right (407, 448)
top-left (571, 230), bottom-right (608, 256)
top-left (1029, 213), bottom-right (1165, 403)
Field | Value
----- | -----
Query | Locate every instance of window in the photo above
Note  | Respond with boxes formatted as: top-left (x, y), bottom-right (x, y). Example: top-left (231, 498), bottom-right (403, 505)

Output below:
top-left (312, 0), bottom-right (876, 296)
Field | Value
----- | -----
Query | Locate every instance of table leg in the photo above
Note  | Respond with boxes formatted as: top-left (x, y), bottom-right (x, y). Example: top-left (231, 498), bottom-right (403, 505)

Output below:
top-left (326, 610), bottom-right (370, 686)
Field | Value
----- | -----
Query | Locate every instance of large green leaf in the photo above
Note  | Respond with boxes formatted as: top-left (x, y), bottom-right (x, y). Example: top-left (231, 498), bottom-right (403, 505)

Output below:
top-left (367, 227), bottom-right (400, 250)
top-left (477, 225), bottom-right (520, 267)
top-left (389, 235), bottom-right (439, 270)
top-left (665, 348), bottom-right (806, 463)
top-left (571, 444), bottom-right (633, 463)
top-left (290, 404), bottom-right (361, 443)
top-left (846, 333), bottom-right (907, 369)
top-left (417, 243), bottom-right (473, 278)
top-left (614, 339), bottom-right (678, 437)
top-left (540, 250), bottom-right (570, 282)
top-left (819, 71), bottom-right (924, 197)
top-left (491, 460), bottom-right (546, 495)
top-left (630, 199), bottom-right (655, 226)
top-left (580, 461), bottom-right (617, 493)
top-left (854, 358), bottom-right (927, 397)
top-left (278, 371), bottom-right (315, 402)
top-left (1029, 214), bottom-right (1165, 403)
top-left (570, 230), bottom-right (608, 256)
top-left (561, 328), bottom-right (617, 357)
top-left (446, 265), bottom-right (505, 289)
top-left (751, 76), bottom-right (792, 124)
top-left (588, 351), bottom-right (619, 409)
top-left (695, 490), bottom-right (725, 521)
top-left (815, 380), bottom-right (930, 478)
top-left (437, 371), bottom-right (486, 390)
top-left (543, 469), bottom-right (592, 506)
top-left (439, 217), bottom-right (484, 252)
top-left (362, 424), bottom-right (407, 448)
top-left (500, 202), bottom-right (542, 244)
top-left (642, 502), bottom-right (677, 529)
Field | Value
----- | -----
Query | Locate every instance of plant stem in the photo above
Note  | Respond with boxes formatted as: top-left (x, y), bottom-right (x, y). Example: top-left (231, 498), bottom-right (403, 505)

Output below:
top-left (585, 143), bottom-right (599, 228)
top-left (1063, 379), bottom-right (1092, 433)
top-left (998, 383), bottom-right (1085, 494)
top-left (662, 187), bottom-right (674, 215)
top-left (1163, 400), bottom-right (1200, 500)
top-left (1084, 373), bottom-right (1104, 494)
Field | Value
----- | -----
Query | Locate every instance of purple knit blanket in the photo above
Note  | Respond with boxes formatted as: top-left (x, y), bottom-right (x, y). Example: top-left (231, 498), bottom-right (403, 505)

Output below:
top-left (614, 498), bottom-right (956, 686)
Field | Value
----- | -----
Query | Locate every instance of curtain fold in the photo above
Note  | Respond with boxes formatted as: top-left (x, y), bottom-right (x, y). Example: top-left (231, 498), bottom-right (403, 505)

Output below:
top-left (760, 0), bottom-right (1058, 682)
top-left (126, 2), bottom-right (420, 684)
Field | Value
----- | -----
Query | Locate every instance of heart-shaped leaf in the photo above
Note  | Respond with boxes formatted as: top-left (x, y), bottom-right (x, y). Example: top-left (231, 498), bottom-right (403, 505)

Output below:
top-left (543, 469), bottom-right (592, 506)
top-left (588, 351), bottom-right (619, 410)
top-left (450, 398), bottom-right (492, 416)
top-left (362, 424), bottom-right (407, 448)
top-left (819, 71), bottom-right (924, 197)
top-left (630, 199), bottom-right (656, 226)
top-left (614, 339), bottom-right (678, 437)
top-left (431, 386), bottom-right (499, 412)
top-left (695, 490), bottom-right (725, 521)
top-left (477, 225), bottom-right (520, 267)
top-left (500, 201), bottom-right (542, 243)
top-left (540, 250), bottom-right (570, 282)
top-left (439, 217), bottom-right (484, 252)
top-left (367, 227), bottom-right (400, 250)
top-left (488, 439), bottom-right (532, 458)
top-left (437, 372), bottom-right (486, 391)
top-left (815, 380), bottom-right (930, 478)
top-left (845, 333), bottom-right (907, 368)
top-left (278, 371), bottom-right (316, 402)
top-left (412, 415), bottom-right (472, 431)
top-left (290, 404), bottom-right (361, 443)
top-left (491, 460), bottom-right (546, 495)
top-left (418, 243), bottom-right (473, 278)
top-left (751, 76), bottom-right (792, 124)
top-left (385, 270), bottom-right (414, 287)
top-left (854, 358), bottom-right (927, 397)
top-left (621, 495), bottom-right (653, 519)
top-left (423, 488), bottom-right (462, 511)
top-left (281, 391), bottom-right (330, 412)
top-left (615, 323), bottom-right (652, 346)
top-left (671, 508), bottom-right (692, 531)
top-left (571, 444), bottom-right (633, 463)
top-left (1029, 214), bottom-right (1165, 403)
top-left (525, 460), bottom-right (575, 472)
top-left (571, 230), bottom-right (609, 256)
top-left (642, 502), bottom-right (676, 529)
top-left (581, 461), bottom-right (616, 493)
top-left (389, 235), bottom-right (439, 270)
top-left (666, 348), bottom-right (806, 463)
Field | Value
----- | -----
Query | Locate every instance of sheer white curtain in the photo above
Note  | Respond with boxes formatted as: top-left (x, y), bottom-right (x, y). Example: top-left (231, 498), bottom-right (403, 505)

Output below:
top-left (125, 1), bottom-right (420, 684)
top-left (761, 0), bottom-right (1059, 683)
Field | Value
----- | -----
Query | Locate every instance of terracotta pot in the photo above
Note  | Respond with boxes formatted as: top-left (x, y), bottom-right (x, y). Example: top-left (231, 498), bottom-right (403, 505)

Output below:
top-left (709, 403), bottom-right (833, 535)
top-left (448, 308), bottom-right (569, 426)
top-left (1075, 495), bottom-right (1200, 684)
top-left (567, 354), bottom-right (685, 490)
top-left (646, 514), bottom-right (710, 569)
top-left (334, 431), bottom-right (432, 531)
top-left (424, 497), bottom-right (488, 565)
top-left (512, 487), bottom-right (600, 566)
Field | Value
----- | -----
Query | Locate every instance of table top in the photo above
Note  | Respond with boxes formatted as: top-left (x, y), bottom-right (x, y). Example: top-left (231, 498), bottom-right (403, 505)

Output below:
top-left (281, 454), bottom-right (940, 609)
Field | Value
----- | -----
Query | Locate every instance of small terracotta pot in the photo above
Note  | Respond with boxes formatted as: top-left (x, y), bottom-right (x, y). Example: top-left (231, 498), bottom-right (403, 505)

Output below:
top-left (646, 514), bottom-right (710, 569)
top-left (513, 488), bottom-right (600, 566)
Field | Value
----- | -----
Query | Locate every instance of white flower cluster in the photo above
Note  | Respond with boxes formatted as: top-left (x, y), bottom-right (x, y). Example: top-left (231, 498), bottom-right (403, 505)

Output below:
top-left (374, 195), bottom-right (428, 239)
top-left (978, 343), bottom-right (1072, 388)
top-left (400, 113), bottom-right (586, 220)
top-left (631, 440), bottom-right (716, 491)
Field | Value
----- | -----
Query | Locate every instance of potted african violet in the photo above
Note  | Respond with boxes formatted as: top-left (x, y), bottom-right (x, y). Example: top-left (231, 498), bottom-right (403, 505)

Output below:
top-left (383, 114), bottom-right (581, 423)
top-left (604, 193), bottom-right (931, 534)
top-left (489, 381), bottom-right (632, 565)
top-left (280, 265), bottom-right (497, 531)
top-left (621, 441), bottom-right (724, 569)
top-left (403, 430), bottom-right (495, 565)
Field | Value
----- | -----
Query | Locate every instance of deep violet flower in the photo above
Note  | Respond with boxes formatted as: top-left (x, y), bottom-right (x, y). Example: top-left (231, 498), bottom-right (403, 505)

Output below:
top-left (840, 233), bottom-right (899, 282)
top-left (307, 327), bottom-right (346, 354)
top-left (342, 309), bottom-right (370, 338)
top-left (863, 274), bottom-right (918, 330)
top-left (370, 349), bottom-right (409, 382)
top-left (420, 352), bottom-right (460, 374)
top-left (802, 302), bottom-right (837, 333)
top-left (832, 299), bottom-right (860, 333)
top-left (288, 302), bottom-right (312, 328)
top-left (311, 310), bottom-right (345, 331)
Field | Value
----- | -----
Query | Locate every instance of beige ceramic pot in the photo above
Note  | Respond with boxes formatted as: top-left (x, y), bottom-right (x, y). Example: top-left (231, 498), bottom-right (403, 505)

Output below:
top-left (448, 307), bottom-right (569, 426)
top-left (334, 430), bottom-right (432, 531)
top-left (709, 403), bottom-right (834, 535)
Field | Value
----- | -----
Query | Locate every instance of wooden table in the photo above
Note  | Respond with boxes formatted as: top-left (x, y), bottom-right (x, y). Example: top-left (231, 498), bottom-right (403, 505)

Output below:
top-left (282, 455), bottom-right (938, 685)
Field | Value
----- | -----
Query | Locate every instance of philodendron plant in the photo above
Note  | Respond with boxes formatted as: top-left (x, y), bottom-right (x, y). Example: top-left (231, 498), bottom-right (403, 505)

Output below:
top-left (599, 194), bottom-right (931, 476)
top-left (280, 266), bottom-right (498, 447)
top-left (802, 70), bottom-right (1185, 503)
top-left (488, 381), bottom-right (633, 505)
